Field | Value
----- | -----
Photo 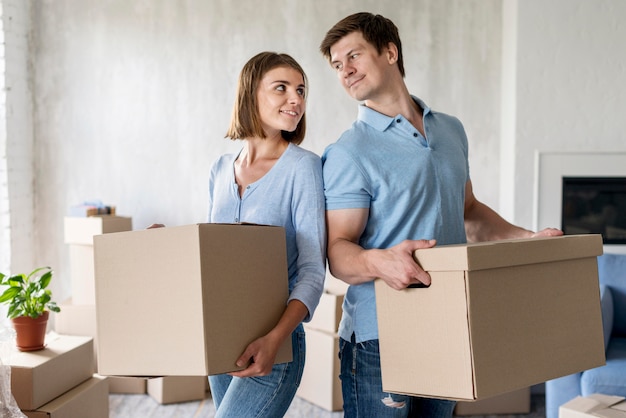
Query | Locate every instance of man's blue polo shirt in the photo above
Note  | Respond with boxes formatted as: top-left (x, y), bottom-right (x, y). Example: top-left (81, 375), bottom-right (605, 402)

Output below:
top-left (322, 97), bottom-right (470, 343)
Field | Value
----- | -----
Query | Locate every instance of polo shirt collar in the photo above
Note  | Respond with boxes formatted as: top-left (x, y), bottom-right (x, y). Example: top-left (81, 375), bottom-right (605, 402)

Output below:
top-left (357, 95), bottom-right (431, 131)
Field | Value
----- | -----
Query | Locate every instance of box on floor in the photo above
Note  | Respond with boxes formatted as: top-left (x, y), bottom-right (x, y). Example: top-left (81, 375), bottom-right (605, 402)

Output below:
top-left (94, 223), bottom-right (292, 377)
top-left (375, 234), bottom-right (605, 401)
top-left (21, 376), bottom-right (108, 418)
top-left (101, 375), bottom-right (147, 394)
top-left (454, 387), bottom-right (531, 415)
top-left (147, 376), bottom-right (208, 404)
top-left (559, 393), bottom-right (626, 417)
top-left (6, 334), bottom-right (94, 410)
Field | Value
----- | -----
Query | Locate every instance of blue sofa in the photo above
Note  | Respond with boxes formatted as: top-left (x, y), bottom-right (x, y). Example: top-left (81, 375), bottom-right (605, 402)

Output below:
top-left (546, 252), bottom-right (626, 418)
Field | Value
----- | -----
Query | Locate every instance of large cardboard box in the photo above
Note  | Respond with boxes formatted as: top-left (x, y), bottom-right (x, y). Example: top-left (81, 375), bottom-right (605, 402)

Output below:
top-left (94, 223), bottom-right (292, 376)
top-left (375, 234), bottom-right (605, 401)
top-left (64, 215), bottom-right (132, 245)
top-left (7, 334), bottom-right (94, 410)
top-left (146, 376), bottom-right (208, 404)
top-left (296, 327), bottom-right (342, 411)
top-left (559, 393), bottom-right (626, 417)
top-left (454, 387), bottom-right (531, 415)
top-left (22, 375), bottom-right (109, 418)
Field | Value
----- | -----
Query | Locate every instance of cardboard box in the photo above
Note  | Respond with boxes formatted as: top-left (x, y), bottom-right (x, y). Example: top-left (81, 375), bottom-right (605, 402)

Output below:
top-left (454, 387), bottom-right (531, 415)
top-left (324, 268), bottom-right (349, 295)
top-left (54, 299), bottom-right (98, 372)
top-left (296, 327), bottom-right (342, 411)
top-left (22, 375), bottom-right (109, 418)
top-left (559, 393), bottom-right (626, 418)
top-left (68, 244), bottom-right (97, 304)
top-left (147, 376), bottom-right (208, 404)
top-left (375, 234), bottom-right (605, 401)
top-left (54, 299), bottom-right (97, 337)
top-left (7, 334), bottom-right (94, 410)
top-left (306, 290), bottom-right (343, 334)
top-left (64, 215), bottom-right (132, 245)
top-left (94, 223), bottom-right (292, 376)
top-left (104, 375), bottom-right (147, 394)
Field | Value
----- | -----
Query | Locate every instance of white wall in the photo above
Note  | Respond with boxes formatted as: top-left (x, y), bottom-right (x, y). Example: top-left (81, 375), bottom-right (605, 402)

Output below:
top-left (20, 0), bottom-right (503, 301)
top-left (2, 0), bottom-right (625, 303)
top-left (0, 0), bottom-right (34, 274)
top-left (505, 0), bottom-right (626, 228)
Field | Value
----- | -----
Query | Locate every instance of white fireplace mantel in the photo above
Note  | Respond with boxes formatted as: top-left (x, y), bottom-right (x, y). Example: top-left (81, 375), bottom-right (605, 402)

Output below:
top-left (534, 151), bottom-right (626, 254)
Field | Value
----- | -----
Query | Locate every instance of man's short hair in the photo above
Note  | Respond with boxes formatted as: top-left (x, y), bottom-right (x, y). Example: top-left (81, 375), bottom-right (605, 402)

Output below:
top-left (319, 12), bottom-right (405, 77)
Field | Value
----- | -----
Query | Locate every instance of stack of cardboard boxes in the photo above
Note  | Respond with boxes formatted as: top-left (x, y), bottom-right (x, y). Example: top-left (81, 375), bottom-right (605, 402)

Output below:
top-left (295, 272), bottom-right (347, 412)
top-left (5, 334), bottom-right (108, 417)
top-left (55, 215), bottom-right (209, 404)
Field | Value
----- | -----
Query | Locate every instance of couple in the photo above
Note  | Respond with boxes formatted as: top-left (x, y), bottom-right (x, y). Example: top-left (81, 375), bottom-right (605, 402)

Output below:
top-left (206, 12), bottom-right (562, 418)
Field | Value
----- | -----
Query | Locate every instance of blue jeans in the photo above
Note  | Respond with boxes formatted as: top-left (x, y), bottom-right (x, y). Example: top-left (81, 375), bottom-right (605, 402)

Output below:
top-left (340, 335), bottom-right (456, 418)
top-left (208, 325), bottom-right (305, 417)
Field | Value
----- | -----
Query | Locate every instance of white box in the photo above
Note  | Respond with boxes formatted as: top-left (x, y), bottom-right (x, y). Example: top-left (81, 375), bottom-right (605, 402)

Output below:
top-left (296, 327), bottom-right (342, 411)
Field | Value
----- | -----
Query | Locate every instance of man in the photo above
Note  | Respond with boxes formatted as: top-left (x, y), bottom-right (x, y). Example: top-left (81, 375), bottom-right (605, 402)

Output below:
top-left (319, 12), bottom-right (561, 418)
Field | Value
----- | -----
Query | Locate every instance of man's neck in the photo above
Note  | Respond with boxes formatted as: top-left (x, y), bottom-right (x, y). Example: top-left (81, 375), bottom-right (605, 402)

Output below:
top-left (364, 88), bottom-right (425, 136)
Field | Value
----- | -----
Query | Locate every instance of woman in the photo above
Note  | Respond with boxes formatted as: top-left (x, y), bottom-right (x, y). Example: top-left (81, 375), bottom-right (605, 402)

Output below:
top-left (207, 52), bottom-right (326, 417)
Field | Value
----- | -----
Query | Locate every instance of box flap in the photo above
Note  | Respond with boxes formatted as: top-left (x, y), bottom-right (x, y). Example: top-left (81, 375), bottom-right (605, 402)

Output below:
top-left (414, 234), bottom-right (603, 271)
top-left (561, 394), bottom-right (626, 417)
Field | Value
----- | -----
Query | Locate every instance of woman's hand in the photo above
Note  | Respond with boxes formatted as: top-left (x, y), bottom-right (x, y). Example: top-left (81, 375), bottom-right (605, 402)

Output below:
top-left (228, 333), bottom-right (283, 378)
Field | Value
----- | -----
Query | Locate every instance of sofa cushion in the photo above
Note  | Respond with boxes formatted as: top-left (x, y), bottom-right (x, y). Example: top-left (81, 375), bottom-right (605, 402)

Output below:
top-left (580, 337), bottom-right (626, 396)
top-left (600, 285), bottom-right (614, 350)
top-left (597, 254), bottom-right (626, 336)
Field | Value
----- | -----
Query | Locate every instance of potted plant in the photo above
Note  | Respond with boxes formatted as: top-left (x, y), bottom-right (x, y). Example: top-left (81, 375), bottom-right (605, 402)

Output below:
top-left (0, 266), bottom-right (61, 351)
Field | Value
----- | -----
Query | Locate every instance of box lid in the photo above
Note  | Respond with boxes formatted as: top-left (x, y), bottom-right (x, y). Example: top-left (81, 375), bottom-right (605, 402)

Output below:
top-left (413, 234), bottom-right (603, 272)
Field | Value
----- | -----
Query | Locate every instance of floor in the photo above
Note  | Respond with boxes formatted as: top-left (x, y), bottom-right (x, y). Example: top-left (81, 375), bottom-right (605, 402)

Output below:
top-left (108, 393), bottom-right (546, 418)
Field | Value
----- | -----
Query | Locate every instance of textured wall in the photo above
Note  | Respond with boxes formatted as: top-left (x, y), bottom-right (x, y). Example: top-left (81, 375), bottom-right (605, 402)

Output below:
top-left (28, 0), bottom-right (503, 300)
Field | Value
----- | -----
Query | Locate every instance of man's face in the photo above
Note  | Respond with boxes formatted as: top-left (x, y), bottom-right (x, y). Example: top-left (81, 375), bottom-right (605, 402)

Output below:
top-left (329, 31), bottom-right (391, 102)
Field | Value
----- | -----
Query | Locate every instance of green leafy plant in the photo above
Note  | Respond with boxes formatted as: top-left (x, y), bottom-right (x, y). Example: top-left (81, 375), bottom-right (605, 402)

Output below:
top-left (0, 266), bottom-right (61, 319)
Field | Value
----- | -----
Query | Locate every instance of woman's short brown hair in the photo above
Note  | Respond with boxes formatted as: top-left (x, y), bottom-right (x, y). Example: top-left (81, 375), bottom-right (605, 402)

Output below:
top-left (319, 12), bottom-right (405, 78)
top-left (225, 52), bottom-right (307, 145)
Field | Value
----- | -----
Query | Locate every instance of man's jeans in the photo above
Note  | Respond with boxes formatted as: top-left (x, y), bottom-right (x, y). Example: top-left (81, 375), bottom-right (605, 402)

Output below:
top-left (340, 335), bottom-right (456, 418)
top-left (208, 325), bottom-right (305, 417)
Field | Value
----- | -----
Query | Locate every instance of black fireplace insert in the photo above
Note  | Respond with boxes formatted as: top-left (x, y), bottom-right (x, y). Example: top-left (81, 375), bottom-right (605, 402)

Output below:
top-left (561, 177), bottom-right (626, 244)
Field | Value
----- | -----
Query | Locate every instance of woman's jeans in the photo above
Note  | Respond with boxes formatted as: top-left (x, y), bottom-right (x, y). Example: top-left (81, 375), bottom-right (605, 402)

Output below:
top-left (340, 335), bottom-right (456, 418)
top-left (208, 324), bottom-right (305, 417)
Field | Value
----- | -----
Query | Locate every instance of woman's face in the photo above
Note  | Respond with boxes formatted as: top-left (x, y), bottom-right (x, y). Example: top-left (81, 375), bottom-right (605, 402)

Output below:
top-left (256, 66), bottom-right (306, 139)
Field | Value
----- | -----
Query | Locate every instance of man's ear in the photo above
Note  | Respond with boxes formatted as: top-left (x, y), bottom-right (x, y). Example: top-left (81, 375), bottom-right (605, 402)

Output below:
top-left (386, 42), bottom-right (399, 65)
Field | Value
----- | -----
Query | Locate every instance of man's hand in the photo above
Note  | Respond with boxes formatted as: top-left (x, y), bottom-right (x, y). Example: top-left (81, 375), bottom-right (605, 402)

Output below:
top-left (531, 228), bottom-right (563, 238)
top-left (371, 239), bottom-right (436, 290)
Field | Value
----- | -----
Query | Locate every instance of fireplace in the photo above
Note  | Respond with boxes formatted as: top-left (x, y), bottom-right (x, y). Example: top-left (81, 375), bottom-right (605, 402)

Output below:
top-left (535, 151), bottom-right (626, 253)
top-left (561, 177), bottom-right (626, 244)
